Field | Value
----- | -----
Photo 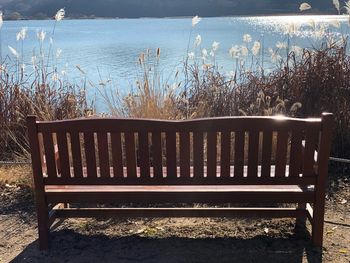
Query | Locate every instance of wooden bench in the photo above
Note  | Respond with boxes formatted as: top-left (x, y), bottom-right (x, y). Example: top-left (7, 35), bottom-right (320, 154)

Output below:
top-left (27, 113), bottom-right (333, 250)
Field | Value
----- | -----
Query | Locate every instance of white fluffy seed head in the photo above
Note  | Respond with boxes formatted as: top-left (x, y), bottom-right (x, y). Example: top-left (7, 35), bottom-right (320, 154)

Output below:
top-left (8, 46), bottom-right (19, 58)
top-left (0, 11), bottom-right (3, 29)
top-left (276, 41), bottom-right (287, 49)
top-left (299, 3), bottom-right (312, 12)
top-left (194, 34), bottom-right (202, 47)
top-left (243, 34), bottom-right (252, 43)
top-left (333, 0), bottom-right (340, 14)
top-left (188, 52), bottom-right (195, 60)
top-left (55, 8), bottom-right (65, 21)
top-left (16, 27), bottom-right (27, 41)
top-left (212, 41), bottom-right (220, 52)
top-left (252, 41), bottom-right (261, 56)
top-left (37, 30), bottom-right (46, 42)
top-left (192, 16), bottom-right (201, 27)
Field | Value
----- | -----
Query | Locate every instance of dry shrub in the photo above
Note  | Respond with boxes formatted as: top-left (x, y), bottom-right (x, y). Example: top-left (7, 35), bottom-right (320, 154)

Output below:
top-left (0, 164), bottom-right (32, 185)
top-left (181, 42), bottom-right (350, 159)
top-left (104, 49), bottom-right (180, 119)
top-left (0, 68), bottom-right (88, 160)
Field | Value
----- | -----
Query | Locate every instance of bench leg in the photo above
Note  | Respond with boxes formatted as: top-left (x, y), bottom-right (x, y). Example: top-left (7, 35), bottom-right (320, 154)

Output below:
top-left (37, 201), bottom-right (50, 250)
top-left (296, 203), bottom-right (307, 227)
top-left (311, 197), bottom-right (326, 248)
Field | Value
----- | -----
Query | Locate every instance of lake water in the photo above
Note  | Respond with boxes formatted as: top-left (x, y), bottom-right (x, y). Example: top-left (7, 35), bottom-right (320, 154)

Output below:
top-left (1, 15), bottom-right (348, 110)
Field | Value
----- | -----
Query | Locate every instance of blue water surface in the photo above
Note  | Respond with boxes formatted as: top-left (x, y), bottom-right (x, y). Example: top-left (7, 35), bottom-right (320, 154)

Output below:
top-left (1, 15), bottom-right (348, 110)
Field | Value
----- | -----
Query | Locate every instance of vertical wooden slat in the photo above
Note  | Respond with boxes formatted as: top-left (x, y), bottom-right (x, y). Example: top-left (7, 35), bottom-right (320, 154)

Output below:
top-left (193, 132), bottom-right (204, 178)
top-left (111, 132), bottom-right (123, 178)
top-left (166, 132), bottom-right (177, 178)
top-left (261, 130), bottom-right (273, 178)
top-left (56, 132), bottom-right (70, 179)
top-left (275, 131), bottom-right (289, 177)
top-left (84, 132), bottom-right (97, 178)
top-left (234, 131), bottom-right (244, 178)
top-left (220, 132), bottom-right (231, 178)
top-left (289, 130), bottom-right (303, 177)
top-left (70, 132), bottom-right (83, 178)
top-left (207, 132), bottom-right (217, 178)
top-left (152, 132), bottom-right (163, 178)
top-left (180, 132), bottom-right (190, 178)
top-left (247, 130), bottom-right (259, 177)
top-left (303, 129), bottom-right (318, 176)
top-left (42, 132), bottom-right (57, 178)
top-left (125, 132), bottom-right (137, 178)
top-left (97, 132), bottom-right (110, 178)
top-left (38, 133), bottom-right (46, 175)
top-left (138, 132), bottom-right (150, 178)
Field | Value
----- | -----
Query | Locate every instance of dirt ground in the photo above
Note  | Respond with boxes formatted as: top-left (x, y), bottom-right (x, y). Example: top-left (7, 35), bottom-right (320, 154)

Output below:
top-left (0, 165), bottom-right (349, 263)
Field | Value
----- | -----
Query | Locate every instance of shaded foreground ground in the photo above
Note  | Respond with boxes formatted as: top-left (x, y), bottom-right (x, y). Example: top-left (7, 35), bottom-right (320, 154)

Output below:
top-left (0, 165), bottom-right (349, 263)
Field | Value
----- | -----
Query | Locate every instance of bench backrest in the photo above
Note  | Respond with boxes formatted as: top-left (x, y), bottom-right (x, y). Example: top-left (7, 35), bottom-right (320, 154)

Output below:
top-left (27, 114), bottom-right (333, 186)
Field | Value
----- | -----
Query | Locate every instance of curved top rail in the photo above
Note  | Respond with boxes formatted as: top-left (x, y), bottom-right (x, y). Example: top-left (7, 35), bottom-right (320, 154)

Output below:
top-left (28, 115), bottom-right (323, 133)
top-left (32, 115), bottom-right (322, 124)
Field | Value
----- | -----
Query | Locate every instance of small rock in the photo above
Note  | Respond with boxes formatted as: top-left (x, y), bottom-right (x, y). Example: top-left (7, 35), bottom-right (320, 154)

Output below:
top-left (340, 199), bottom-right (347, 204)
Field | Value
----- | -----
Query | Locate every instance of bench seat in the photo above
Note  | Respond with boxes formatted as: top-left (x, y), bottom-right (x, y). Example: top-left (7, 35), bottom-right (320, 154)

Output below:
top-left (45, 184), bottom-right (315, 204)
top-left (45, 184), bottom-right (312, 193)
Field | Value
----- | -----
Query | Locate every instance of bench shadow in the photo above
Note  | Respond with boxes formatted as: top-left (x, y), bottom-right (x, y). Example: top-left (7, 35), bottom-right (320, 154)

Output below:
top-left (10, 230), bottom-right (322, 263)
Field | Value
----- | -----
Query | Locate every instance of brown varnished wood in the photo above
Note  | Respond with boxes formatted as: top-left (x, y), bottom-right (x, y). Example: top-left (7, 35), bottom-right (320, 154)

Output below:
top-left (42, 132), bottom-right (57, 178)
top-left (38, 133), bottom-right (47, 175)
top-left (70, 132), bottom-right (83, 178)
top-left (180, 132), bottom-right (190, 178)
top-left (151, 132), bottom-right (163, 178)
top-left (28, 114), bottom-right (332, 250)
top-left (247, 131), bottom-right (259, 178)
top-left (97, 132), bottom-right (110, 178)
top-left (56, 132), bottom-right (71, 179)
top-left (45, 184), bottom-right (312, 193)
top-left (261, 130), bottom-right (273, 178)
top-left (27, 116), bottom-right (49, 250)
top-left (46, 191), bottom-right (314, 204)
top-left (111, 132), bottom-right (123, 178)
top-left (83, 132), bottom-right (97, 178)
top-left (124, 132), bottom-right (137, 178)
top-left (207, 132), bottom-right (217, 178)
top-left (193, 132), bottom-right (204, 178)
top-left (312, 113), bottom-right (333, 247)
top-left (303, 129), bottom-right (318, 176)
top-left (36, 116), bottom-right (322, 133)
top-left (43, 167), bottom-right (316, 185)
top-left (166, 132), bottom-right (177, 178)
top-left (220, 132), bottom-right (231, 178)
top-left (234, 131), bottom-right (244, 178)
top-left (138, 132), bottom-right (150, 178)
top-left (289, 130), bottom-right (303, 177)
top-left (275, 131), bottom-right (289, 177)
top-left (53, 207), bottom-right (308, 219)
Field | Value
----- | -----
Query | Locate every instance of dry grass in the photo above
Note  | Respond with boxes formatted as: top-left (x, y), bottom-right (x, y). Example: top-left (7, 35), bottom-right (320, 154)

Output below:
top-left (102, 49), bottom-right (181, 119)
top-left (178, 42), bottom-right (350, 161)
top-left (0, 64), bottom-right (89, 161)
top-left (1, 34), bottom-right (350, 165)
top-left (0, 164), bottom-right (32, 186)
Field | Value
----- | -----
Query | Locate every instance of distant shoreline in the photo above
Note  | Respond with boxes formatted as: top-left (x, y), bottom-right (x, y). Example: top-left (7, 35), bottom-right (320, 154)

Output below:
top-left (3, 13), bottom-right (344, 22)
